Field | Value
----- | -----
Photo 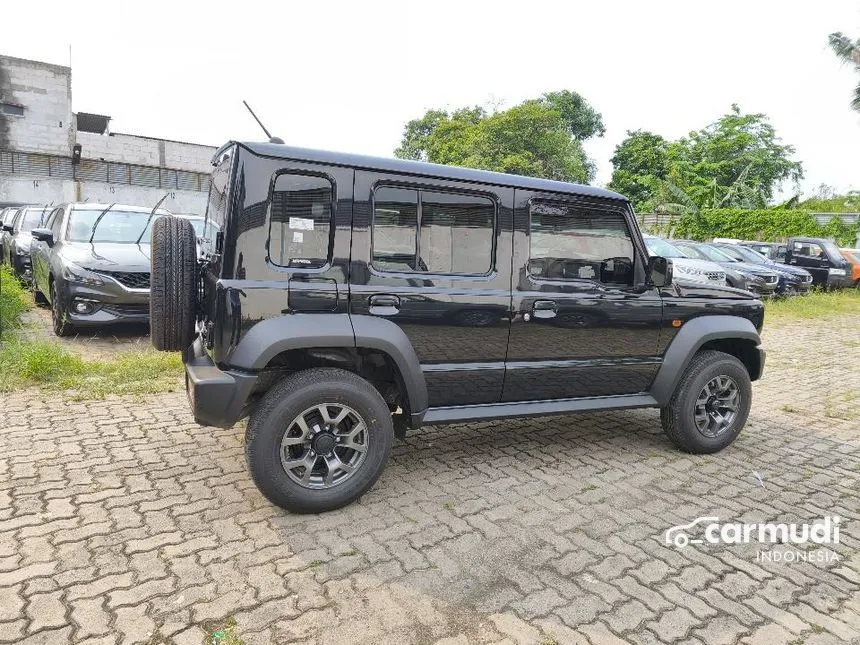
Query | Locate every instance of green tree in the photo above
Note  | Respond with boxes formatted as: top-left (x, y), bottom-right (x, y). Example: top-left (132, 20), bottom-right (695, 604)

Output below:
top-left (607, 130), bottom-right (669, 211)
top-left (611, 106), bottom-right (803, 212)
top-left (828, 31), bottom-right (860, 112)
top-left (394, 92), bottom-right (603, 184)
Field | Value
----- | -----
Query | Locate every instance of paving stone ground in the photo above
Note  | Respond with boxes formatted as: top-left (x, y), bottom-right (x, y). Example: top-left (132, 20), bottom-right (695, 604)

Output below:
top-left (0, 314), bottom-right (858, 645)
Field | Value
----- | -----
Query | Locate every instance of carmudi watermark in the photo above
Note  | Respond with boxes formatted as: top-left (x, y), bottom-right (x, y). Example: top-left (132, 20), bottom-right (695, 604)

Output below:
top-left (665, 516), bottom-right (841, 563)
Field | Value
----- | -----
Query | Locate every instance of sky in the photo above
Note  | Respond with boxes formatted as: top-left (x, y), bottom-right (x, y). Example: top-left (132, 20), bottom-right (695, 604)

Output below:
top-left (3, 0), bottom-right (860, 199)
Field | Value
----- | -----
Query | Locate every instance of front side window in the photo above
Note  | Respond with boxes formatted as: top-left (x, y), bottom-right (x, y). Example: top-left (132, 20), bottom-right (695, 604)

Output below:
top-left (529, 201), bottom-right (635, 285)
top-left (50, 208), bottom-right (64, 237)
top-left (792, 241), bottom-right (824, 259)
top-left (371, 186), bottom-right (494, 275)
top-left (16, 208), bottom-right (48, 233)
top-left (268, 173), bottom-right (334, 269)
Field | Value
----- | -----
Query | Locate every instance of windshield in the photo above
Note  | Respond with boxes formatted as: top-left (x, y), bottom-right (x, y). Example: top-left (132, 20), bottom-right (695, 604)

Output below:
top-left (17, 208), bottom-right (47, 233)
top-left (180, 216), bottom-right (220, 252)
top-left (644, 237), bottom-right (686, 258)
top-left (678, 243), bottom-right (735, 263)
top-left (730, 245), bottom-right (769, 263)
top-left (819, 239), bottom-right (842, 259)
top-left (67, 209), bottom-right (156, 243)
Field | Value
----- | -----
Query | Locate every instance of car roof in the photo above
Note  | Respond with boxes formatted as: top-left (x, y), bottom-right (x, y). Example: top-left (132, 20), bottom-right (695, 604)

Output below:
top-left (236, 141), bottom-right (628, 202)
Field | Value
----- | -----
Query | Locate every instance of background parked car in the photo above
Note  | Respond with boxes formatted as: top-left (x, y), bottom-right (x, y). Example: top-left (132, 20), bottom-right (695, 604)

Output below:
top-left (743, 241), bottom-right (787, 262)
top-left (29, 203), bottom-right (169, 336)
top-left (711, 242), bottom-right (813, 295)
top-left (2, 205), bottom-right (51, 280)
top-left (671, 241), bottom-right (779, 297)
top-left (642, 235), bottom-right (727, 286)
top-left (175, 213), bottom-right (220, 257)
top-left (841, 248), bottom-right (860, 288)
top-left (783, 237), bottom-right (852, 289)
top-left (0, 206), bottom-right (26, 264)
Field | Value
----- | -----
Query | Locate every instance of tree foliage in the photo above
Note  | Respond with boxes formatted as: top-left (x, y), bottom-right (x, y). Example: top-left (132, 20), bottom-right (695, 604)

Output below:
top-left (828, 31), bottom-right (860, 112)
top-left (394, 91), bottom-right (604, 184)
top-left (609, 106), bottom-right (803, 213)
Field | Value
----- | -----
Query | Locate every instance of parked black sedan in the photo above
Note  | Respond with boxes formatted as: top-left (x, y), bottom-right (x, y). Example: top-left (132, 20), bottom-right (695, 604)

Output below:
top-left (29, 203), bottom-right (169, 336)
top-left (711, 242), bottom-right (813, 295)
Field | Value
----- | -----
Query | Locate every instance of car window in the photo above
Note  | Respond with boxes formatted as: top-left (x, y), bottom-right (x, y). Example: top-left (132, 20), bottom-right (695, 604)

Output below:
top-left (714, 245), bottom-right (747, 261)
top-left (643, 237), bottom-right (686, 258)
top-left (16, 208), bottom-right (47, 233)
top-left (50, 208), bottom-right (64, 238)
top-left (792, 241), bottom-right (824, 258)
top-left (268, 172), bottom-right (334, 269)
top-left (371, 186), bottom-right (495, 275)
top-left (528, 201), bottom-right (635, 286)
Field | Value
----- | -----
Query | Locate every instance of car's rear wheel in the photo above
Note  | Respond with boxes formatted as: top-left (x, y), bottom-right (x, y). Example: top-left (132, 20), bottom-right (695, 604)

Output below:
top-left (50, 282), bottom-right (74, 337)
top-left (150, 216), bottom-right (197, 351)
top-left (245, 368), bottom-right (393, 513)
top-left (660, 350), bottom-right (751, 454)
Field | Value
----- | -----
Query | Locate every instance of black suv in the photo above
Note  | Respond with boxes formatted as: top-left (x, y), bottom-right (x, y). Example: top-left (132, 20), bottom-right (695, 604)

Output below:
top-left (782, 237), bottom-right (852, 288)
top-left (29, 203), bottom-right (166, 336)
top-left (150, 142), bottom-right (766, 513)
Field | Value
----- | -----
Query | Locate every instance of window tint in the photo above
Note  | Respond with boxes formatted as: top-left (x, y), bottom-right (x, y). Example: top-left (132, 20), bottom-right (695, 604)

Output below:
top-left (372, 187), bottom-right (418, 271)
top-left (371, 186), bottom-right (494, 274)
top-left (269, 173), bottom-right (334, 269)
top-left (528, 201), bottom-right (634, 285)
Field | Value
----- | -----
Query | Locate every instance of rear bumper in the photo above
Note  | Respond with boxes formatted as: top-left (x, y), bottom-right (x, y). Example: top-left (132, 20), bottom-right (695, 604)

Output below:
top-left (184, 337), bottom-right (257, 428)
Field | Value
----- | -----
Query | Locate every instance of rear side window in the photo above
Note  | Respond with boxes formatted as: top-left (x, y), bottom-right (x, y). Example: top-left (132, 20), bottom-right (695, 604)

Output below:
top-left (371, 186), bottom-right (495, 275)
top-left (529, 201), bottom-right (635, 285)
top-left (269, 172), bottom-right (334, 269)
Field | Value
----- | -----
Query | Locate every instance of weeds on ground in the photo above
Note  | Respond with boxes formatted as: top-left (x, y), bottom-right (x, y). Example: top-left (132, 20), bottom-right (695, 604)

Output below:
top-left (764, 289), bottom-right (860, 323)
top-left (205, 617), bottom-right (245, 645)
top-left (0, 266), bottom-right (182, 398)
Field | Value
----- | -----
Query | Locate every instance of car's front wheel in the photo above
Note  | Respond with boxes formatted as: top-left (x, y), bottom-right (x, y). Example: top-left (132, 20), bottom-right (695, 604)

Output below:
top-left (50, 282), bottom-right (74, 337)
top-left (660, 350), bottom-right (752, 454)
top-left (245, 368), bottom-right (394, 513)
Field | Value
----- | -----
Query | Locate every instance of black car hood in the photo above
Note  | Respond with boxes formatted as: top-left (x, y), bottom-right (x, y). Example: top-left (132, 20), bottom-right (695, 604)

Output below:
top-left (61, 242), bottom-right (151, 272)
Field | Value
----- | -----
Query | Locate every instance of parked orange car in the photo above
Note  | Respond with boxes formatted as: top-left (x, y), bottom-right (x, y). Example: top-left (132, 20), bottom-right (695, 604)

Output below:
top-left (841, 248), bottom-right (860, 287)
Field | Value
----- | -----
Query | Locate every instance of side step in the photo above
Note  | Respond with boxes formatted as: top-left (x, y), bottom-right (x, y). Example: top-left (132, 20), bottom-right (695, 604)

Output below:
top-left (422, 393), bottom-right (659, 425)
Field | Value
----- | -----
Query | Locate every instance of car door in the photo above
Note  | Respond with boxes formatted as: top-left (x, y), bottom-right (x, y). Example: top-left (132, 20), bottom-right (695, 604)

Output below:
top-left (504, 191), bottom-right (663, 402)
top-left (31, 207), bottom-right (59, 294)
top-left (350, 171), bottom-right (513, 408)
top-left (786, 240), bottom-right (829, 285)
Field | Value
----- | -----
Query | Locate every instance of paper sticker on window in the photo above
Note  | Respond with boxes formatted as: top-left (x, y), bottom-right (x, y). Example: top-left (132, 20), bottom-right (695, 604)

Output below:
top-left (289, 217), bottom-right (314, 231)
top-left (293, 231), bottom-right (303, 243)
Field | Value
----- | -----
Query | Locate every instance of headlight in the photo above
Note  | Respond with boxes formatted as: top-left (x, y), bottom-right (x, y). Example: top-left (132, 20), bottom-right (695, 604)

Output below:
top-left (62, 262), bottom-right (104, 286)
top-left (828, 268), bottom-right (846, 276)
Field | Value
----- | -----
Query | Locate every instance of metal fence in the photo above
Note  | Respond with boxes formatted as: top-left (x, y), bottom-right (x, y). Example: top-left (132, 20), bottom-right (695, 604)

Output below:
top-left (0, 149), bottom-right (211, 193)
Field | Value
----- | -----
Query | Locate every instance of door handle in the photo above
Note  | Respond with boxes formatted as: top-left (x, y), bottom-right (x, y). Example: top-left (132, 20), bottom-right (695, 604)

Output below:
top-left (369, 294), bottom-right (400, 316)
top-left (532, 299), bottom-right (557, 319)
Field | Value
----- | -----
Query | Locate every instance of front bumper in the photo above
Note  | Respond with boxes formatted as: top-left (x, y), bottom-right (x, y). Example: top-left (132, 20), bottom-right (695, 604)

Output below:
top-left (184, 337), bottom-right (258, 428)
top-left (64, 282), bottom-right (150, 327)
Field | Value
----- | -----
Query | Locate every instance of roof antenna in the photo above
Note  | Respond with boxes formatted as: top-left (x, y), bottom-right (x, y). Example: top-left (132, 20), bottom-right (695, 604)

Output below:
top-left (243, 100), bottom-right (284, 144)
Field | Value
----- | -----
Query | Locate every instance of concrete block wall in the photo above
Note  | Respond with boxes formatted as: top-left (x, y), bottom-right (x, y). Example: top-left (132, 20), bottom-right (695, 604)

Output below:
top-left (76, 132), bottom-right (215, 174)
top-left (0, 55), bottom-right (73, 156)
top-left (0, 176), bottom-right (207, 215)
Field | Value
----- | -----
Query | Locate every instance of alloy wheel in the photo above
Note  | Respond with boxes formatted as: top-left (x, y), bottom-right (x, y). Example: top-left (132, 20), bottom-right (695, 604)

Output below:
top-left (693, 375), bottom-right (740, 438)
top-left (280, 403), bottom-right (368, 489)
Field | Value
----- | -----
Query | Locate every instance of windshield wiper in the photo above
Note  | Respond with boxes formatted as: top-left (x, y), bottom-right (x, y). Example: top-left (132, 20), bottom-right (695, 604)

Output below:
top-left (136, 193), bottom-right (172, 244)
top-left (88, 203), bottom-right (116, 243)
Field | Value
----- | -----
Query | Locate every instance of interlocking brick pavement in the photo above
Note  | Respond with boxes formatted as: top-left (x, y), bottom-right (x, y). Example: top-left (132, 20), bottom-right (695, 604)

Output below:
top-left (0, 315), bottom-right (858, 644)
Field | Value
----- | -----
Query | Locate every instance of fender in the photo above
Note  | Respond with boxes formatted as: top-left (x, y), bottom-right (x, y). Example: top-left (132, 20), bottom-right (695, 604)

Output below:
top-left (649, 315), bottom-right (761, 406)
top-left (351, 315), bottom-right (429, 417)
top-left (225, 313), bottom-right (429, 417)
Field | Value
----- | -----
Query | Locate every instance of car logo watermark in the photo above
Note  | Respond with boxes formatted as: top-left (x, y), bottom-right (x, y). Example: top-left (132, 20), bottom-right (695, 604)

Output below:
top-left (665, 516), bottom-right (841, 563)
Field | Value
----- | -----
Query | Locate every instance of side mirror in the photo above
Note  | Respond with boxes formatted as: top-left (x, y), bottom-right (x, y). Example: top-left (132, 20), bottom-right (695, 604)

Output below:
top-left (1, 224), bottom-right (12, 233)
top-left (648, 256), bottom-right (672, 288)
top-left (31, 228), bottom-right (54, 245)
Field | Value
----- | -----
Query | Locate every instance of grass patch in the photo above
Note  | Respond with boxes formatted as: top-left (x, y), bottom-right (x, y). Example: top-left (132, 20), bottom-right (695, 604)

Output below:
top-left (0, 266), bottom-right (182, 398)
top-left (764, 289), bottom-right (860, 323)
top-left (0, 266), bottom-right (29, 333)
top-left (206, 617), bottom-right (245, 645)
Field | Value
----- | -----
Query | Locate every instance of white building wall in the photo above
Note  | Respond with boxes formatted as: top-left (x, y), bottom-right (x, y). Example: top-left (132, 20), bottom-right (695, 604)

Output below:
top-left (76, 132), bottom-right (215, 174)
top-left (0, 176), bottom-right (207, 215)
top-left (0, 55), bottom-right (73, 156)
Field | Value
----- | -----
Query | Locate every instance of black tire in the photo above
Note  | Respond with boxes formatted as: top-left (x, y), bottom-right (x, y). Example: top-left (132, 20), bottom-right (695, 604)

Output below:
top-left (660, 350), bottom-right (752, 454)
top-left (245, 368), bottom-right (394, 513)
top-left (150, 216), bottom-right (197, 351)
top-left (50, 282), bottom-right (74, 337)
top-left (33, 285), bottom-right (48, 306)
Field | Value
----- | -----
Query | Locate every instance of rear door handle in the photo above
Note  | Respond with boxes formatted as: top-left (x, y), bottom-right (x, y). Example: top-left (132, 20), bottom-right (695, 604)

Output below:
top-left (369, 294), bottom-right (400, 316)
top-left (532, 299), bottom-right (557, 319)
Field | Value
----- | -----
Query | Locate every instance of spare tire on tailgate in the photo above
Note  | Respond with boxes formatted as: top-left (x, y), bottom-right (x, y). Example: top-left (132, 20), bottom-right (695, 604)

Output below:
top-left (150, 216), bottom-right (197, 351)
